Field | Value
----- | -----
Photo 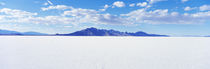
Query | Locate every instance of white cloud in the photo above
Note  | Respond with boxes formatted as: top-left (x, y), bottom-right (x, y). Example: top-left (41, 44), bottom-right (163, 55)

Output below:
top-left (99, 4), bottom-right (109, 11)
top-left (136, 2), bottom-right (148, 7)
top-left (191, 11), bottom-right (210, 17)
top-left (181, 0), bottom-right (189, 3)
top-left (129, 3), bottom-right (135, 7)
top-left (200, 5), bottom-right (210, 11)
top-left (112, 1), bottom-right (125, 8)
top-left (171, 12), bottom-right (179, 16)
top-left (64, 26), bottom-right (72, 28)
top-left (1, 5), bottom-right (210, 26)
top-left (144, 0), bottom-right (165, 8)
top-left (184, 5), bottom-right (210, 11)
top-left (39, 5), bottom-right (210, 25)
top-left (19, 16), bottom-right (76, 24)
top-left (104, 4), bottom-right (109, 9)
top-left (63, 8), bottom-right (98, 17)
top-left (0, 6), bottom-right (130, 25)
top-left (184, 6), bottom-right (196, 11)
top-left (41, 5), bottom-right (73, 11)
top-left (43, 2), bottom-right (49, 6)
top-left (0, 8), bottom-right (38, 23)
top-left (0, 2), bottom-right (5, 6)
top-left (122, 8), bottom-right (210, 24)
top-left (47, 0), bottom-right (53, 5)
top-left (0, 8), bottom-right (37, 17)
top-left (41, 5), bottom-right (130, 25)
top-left (147, 0), bottom-right (165, 4)
top-left (63, 8), bottom-right (130, 25)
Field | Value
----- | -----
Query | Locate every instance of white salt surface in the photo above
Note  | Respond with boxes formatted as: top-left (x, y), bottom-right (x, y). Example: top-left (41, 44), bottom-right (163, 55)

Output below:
top-left (0, 36), bottom-right (209, 69)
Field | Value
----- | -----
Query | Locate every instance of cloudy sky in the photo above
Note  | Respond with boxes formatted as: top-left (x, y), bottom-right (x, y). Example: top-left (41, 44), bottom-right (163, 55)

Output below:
top-left (0, 0), bottom-right (210, 36)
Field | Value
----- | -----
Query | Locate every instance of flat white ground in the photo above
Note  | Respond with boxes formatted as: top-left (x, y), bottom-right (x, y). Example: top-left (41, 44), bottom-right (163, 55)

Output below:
top-left (0, 36), bottom-right (209, 69)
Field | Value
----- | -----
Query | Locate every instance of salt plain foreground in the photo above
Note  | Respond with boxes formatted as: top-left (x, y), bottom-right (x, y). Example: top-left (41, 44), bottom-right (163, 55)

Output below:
top-left (0, 36), bottom-right (209, 69)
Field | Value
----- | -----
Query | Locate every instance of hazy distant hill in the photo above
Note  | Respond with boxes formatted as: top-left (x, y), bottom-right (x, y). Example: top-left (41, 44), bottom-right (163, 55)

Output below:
top-left (0, 29), bottom-right (22, 35)
top-left (22, 32), bottom-right (48, 35)
top-left (57, 27), bottom-right (168, 36)
top-left (0, 29), bottom-right (47, 36)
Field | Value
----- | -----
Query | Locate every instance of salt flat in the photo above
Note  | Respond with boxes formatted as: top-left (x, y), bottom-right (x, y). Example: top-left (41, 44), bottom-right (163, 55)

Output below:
top-left (0, 36), bottom-right (209, 69)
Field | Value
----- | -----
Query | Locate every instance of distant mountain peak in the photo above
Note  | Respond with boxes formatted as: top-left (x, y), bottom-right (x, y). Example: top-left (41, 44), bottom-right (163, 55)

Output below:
top-left (83, 27), bottom-right (99, 31)
top-left (57, 27), bottom-right (168, 36)
top-left (86, 27), bottom-right (98, 30)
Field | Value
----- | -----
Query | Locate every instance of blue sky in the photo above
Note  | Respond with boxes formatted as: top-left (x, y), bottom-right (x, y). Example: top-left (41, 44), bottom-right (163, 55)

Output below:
top-left (0, 0), bottom-right (210, 36)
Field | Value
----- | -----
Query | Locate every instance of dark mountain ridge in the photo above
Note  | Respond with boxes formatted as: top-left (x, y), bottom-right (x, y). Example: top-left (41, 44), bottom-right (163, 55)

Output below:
top-left (57, 27), bottom-right (168, 36)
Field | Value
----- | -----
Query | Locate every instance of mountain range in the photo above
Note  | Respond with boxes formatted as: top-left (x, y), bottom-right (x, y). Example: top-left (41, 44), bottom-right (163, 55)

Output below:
top-left (0, 28), bottom-right (168, 36)
top-left (56, 27), bottom-right (168, 36)
top-left (1, 27), bottom-right (210, 37)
